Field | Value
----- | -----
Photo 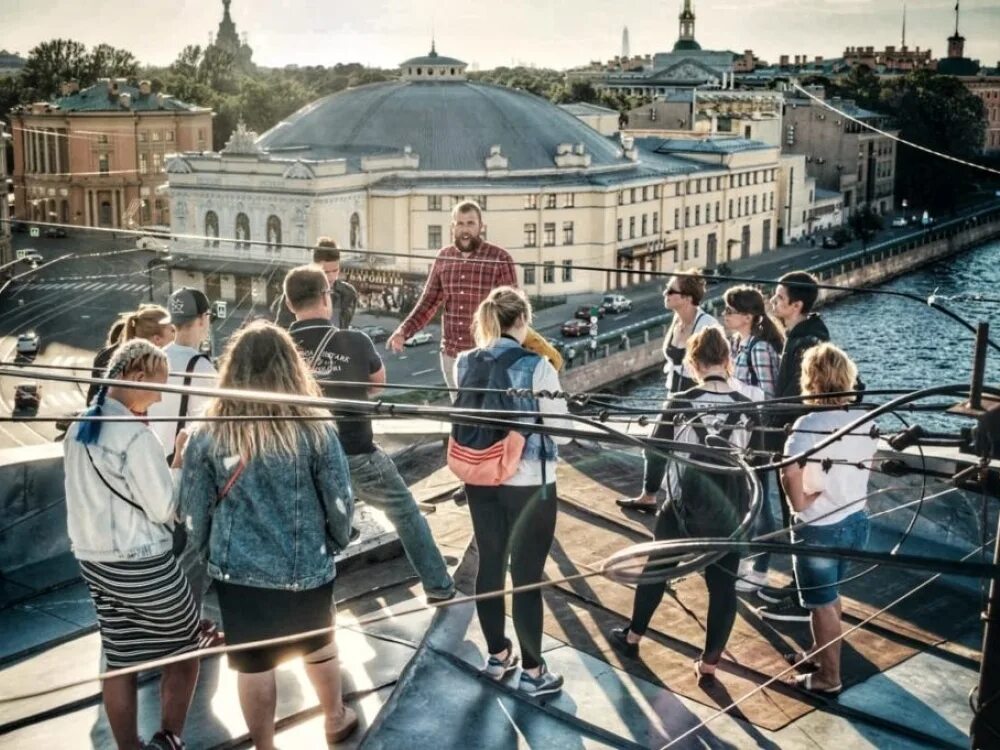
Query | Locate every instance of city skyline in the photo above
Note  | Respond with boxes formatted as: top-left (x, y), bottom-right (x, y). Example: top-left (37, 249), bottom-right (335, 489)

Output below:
top-left (3, 0), bottom-right (999, 72)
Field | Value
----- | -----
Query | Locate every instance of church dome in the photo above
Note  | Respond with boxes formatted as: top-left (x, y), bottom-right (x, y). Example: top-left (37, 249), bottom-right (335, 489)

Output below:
top-left (672, 39), bottom-right (702, 51)
top-left (256, 60), bottom-right (632, 174)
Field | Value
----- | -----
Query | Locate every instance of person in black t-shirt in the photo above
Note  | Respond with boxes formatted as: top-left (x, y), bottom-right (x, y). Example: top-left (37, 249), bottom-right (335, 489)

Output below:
top-left (272, 239), bottom-right (358, 330)
top-left (284, 266), bottom-right (455, 602)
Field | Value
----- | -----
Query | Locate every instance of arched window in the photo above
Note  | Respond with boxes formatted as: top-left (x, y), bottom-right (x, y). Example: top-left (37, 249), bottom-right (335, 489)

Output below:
top-left (266, 215), bottom-right (282, 251)
top-left (235, 212), bottom-right (250, 250)
top-left (205, 211), bottom-right (219, 247)
top-left (349, 212), bottom-right (361, 249)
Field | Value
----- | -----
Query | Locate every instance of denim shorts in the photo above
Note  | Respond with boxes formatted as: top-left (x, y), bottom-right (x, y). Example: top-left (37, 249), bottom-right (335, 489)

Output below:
top-left (791, 511), bottom-right (869, 609)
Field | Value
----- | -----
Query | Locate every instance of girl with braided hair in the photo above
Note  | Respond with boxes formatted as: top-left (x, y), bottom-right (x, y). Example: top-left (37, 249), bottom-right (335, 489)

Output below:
top-left (65, 339), bottom-right (201, 750)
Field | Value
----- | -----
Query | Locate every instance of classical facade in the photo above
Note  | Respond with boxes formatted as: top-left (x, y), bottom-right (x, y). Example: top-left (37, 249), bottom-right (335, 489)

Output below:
top-left (9, 79), bottom-right (212, 229)
top-left (625, 90), bottom-right (783, 147)
top-left (165, 47), bottom-right (783, 306)
top-left (782, 89), bottom-right (897, 217)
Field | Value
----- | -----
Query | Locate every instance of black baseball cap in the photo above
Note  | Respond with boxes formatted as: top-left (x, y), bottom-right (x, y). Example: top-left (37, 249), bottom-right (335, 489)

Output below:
top-left (167, 287), bottom-right (211, 324)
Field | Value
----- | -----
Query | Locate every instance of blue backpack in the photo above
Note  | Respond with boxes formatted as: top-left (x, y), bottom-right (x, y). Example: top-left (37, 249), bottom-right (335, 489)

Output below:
top-left (448, 347), bottom-right (538, 485)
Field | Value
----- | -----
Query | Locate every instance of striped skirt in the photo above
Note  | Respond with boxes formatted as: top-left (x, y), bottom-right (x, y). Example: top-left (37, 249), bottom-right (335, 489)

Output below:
top-left (79, 551), bottom-right (201, 670)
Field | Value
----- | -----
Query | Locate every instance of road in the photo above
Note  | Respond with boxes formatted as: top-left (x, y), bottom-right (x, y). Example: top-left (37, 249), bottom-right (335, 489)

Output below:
top-left (0, 206), bottom-right (992, 449)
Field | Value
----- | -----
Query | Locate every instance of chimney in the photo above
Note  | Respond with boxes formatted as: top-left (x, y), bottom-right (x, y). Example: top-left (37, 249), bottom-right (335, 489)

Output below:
top-left (780, 54), bottom-right (789, 67)
top-left (139, 80), bottom-right (151, 96)
top-left (60, 82), bottom-right (71, 96)
top-left (815, 56), bottom-right (822, 63)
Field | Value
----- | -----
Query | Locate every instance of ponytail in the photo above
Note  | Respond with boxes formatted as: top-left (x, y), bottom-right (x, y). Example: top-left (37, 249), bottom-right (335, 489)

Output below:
top-left (754, 313), bottom-right (785, 354)
top-left (472, 286), bottom-right (531, 348)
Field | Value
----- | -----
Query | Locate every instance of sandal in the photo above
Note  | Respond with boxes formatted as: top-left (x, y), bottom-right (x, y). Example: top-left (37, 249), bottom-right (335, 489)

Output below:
top-left (615, 497), bottom-right (658, 513)
top-left (784, 651), bottom-right (820, 673)
top-left (694, 659), bottom-right (717, 681)
top-left (791, 672), bottom-right (842, 696)
top-left (326, 706), bottom-right (359, 744)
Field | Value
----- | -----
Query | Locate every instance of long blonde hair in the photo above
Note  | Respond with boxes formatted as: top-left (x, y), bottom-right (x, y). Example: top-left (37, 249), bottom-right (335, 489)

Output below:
top-left (472, 286), bottom-right (531, 347)
top-left (205, 321), bottom-right (328, 457)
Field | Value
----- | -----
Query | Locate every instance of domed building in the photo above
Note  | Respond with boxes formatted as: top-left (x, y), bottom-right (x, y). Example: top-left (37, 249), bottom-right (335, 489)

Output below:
top-left (166, 45), bottom-right (779, 305)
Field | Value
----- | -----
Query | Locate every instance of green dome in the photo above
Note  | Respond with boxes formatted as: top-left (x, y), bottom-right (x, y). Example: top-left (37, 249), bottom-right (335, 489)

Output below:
top-left (673, 39), bottom-right (702, 51)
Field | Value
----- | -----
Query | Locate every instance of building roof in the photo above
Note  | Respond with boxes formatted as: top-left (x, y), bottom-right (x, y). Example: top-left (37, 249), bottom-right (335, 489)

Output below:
top-left (558, 102), bottom-right (620, 116)
top-left (256, 80), bottom-right (634, 173)
top-left (49, 81), bottom-right (205, 113)
top-left (672, 39), bottom-right (702, 52)
top-left (400, 46), bottom-right (466, 68)
top-left (814, 187), bottom-right (842, 201)
top-left (643, 136), bottom-right (773, 154)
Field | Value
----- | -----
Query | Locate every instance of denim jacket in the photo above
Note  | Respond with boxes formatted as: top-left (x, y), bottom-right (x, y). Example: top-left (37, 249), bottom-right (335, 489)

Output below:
top-left (456, 336), bottom-right (559, 463)
top-left (178, 423), bottom-right (354, 591)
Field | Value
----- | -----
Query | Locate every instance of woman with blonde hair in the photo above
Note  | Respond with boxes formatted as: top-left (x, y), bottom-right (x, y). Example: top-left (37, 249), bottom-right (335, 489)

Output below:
top-left (618, 271), bottom-right (719, 512)
top-left (780, 343), bottom-right (875, 695)
top-left (453, 286), bottom-right (571, 698)
top-left (611, 327), bottom-right (755, 680)
top-left (177, 321), bottom-right (357, 748)
top-left (65, 339), bottom-right (201, 750)
top-left (86, 304), bottom-right (176, 406)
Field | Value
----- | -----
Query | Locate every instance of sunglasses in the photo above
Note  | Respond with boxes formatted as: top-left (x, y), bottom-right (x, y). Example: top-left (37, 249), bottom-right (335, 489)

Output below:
top-left (665, 288), bottom-right (682, 296)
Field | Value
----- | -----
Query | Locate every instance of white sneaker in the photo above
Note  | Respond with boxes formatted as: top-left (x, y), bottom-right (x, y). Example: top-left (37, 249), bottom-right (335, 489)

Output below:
top-left (735, 563), bottom-right (769, 593)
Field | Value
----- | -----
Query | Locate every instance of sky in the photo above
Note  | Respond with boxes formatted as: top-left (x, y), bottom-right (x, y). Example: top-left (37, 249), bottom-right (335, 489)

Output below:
top-left (3, 0), bottom-right (999, 72)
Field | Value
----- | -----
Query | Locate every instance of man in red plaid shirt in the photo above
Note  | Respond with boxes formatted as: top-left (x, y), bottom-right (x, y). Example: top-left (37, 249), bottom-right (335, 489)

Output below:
top-left (388, 201), bottom-right (518, 392)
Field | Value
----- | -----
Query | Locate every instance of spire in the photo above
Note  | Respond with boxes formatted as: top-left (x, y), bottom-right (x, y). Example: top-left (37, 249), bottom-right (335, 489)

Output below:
top-left (674, 0), bottom-right (700, 51)
top-left (622, 26), bottom-right (630, 59)
top-left (954, 0), bottom-right (960, 36)
top-left (901, 3), bottom-right (906, 47)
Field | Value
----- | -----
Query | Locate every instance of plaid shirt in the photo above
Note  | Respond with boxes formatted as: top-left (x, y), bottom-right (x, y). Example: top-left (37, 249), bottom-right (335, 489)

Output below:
top-left (400, 242), bottom-right (518, 357)
top-left (732, 335), bottom-right (780, 398)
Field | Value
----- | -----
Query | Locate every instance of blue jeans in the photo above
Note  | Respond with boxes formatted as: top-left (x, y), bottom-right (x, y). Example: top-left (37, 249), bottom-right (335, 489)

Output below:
top-left (791, 510), bottom-right (869, 609)
top-left (751, 470), bottom-right (778, 574)
top-left (347, 447), bottom-right (454, 596)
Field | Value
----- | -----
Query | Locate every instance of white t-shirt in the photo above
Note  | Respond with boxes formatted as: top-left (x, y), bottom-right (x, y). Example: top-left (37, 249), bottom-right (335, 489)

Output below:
top-left (147, 343), bottom-right (218, 457)
top-left (784, 409), bottom-right (877, 526)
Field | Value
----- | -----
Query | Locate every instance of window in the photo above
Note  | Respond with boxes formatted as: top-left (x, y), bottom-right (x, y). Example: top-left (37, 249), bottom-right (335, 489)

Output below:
top-left (641, 214), bottom-right (648, 235)
top-left (629, 188), bottom-right (636, 203)
top-left (744, 196), bottom-right (750, 215)
top-left (683, 240), bottom-right (689, 260)
top-left (675, 183), bottom-right (683, 196)
top-left (524, 265), bottom-right (536, 285)
top-left (544, 222), bottom-right (556, 246)
top-left (617, 218), bottom-right (623, 241)
top-left (642, 186), bottom-right (649, 201)
top-left (476, 195), bottom-right (487, 210)
top-left (428, 195), bottom-right (442, 211)
top-left (543, 261), bottom-right (555, 284)
top-left (715, 201), bottom-right (720, 221)
top-left (693, 238), bottom-right (699, 258)
top-left (618, 191), bottom-right (624, 205)
top-left (524, 194), bottom-right (537, 209)
top-left (563, 193), bottom-right (575, 208)
top-left (266, 215), bottom-right (282, 251)
top-left (545, 193), bottom-right (557, 209)
top-left (234, 212), bottom-right (250, 250)
top-left (205, 211), bottom-right (219, 247)
top-left (752, 195), bottom-right (758, 213)
top-left (696, 179), bottom-right (702, 194)
top-left (152, 130), bottom-right (161, 142)
top-left (729, 199), bottom-right (734, 219)
top-left (428, 224), bottom-right (442, 248)
top-left (563, 221), bottom-right (574, 245)
top-left (166, 130), bottom-right (174, 142)
top-left (139, 153), bottom-right (148, 174)
top-left (98, 153), bottom-right (109, 174)
top-left (629, 216), bottom-right (636, 239)
top-left (524, 223), bottom-right (537, 247)
top-left (197, 128), bottom-right (205, 143)
top-left (706, 203), bottom-right (712, 223)
top-left (753, 171), bottom-right (759, 184)
top-left (684, 207), bottom-right (690, 227)
top-left (562, 259), bottom-right (573, 282)
top-left (152, 153), bottom-right (163, 173)
top-left (652, 211), bottom-right (659, 233)
top-left (654, 185), bottom-right (660, 199)
top-left (139, 131), bottom-right (148, 143)
top-left (674, 208), bottom-right (680, 229)
top-left (97, 133), bottom-right (109, 144)
top-left (695, 206), bottom-right (701, 225)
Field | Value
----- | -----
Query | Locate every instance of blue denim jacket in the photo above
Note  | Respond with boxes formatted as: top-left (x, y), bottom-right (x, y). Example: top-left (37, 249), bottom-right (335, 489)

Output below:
top-left (178, 423), bottom-right (354, 591)
top-left (456, 337), bottom-right (558, 462)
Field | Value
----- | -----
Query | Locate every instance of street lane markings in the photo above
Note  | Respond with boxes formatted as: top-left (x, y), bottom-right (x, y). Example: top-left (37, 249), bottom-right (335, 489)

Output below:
top-left (413, 367), bottom-right (436, 376)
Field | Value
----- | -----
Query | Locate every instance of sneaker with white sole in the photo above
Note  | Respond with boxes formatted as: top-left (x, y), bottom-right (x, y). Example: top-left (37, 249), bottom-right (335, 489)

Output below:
top-left (518, 664), bottom-right (564, 698)
top-left (756, 597), bottom-right (811, 623)
top-left (757, 581), bottom-right (798, 604)
top-left (735, 567), bottom-right (769, 593)
top-left (483, 638), bottom-right (519, 680)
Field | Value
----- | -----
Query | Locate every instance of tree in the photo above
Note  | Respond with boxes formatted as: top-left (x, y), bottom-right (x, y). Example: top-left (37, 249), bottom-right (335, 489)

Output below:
top-left (848, 205), bottom-right (883, 247)
top-left (883, 69), bottom-right (986, 215)
top-left (85, 44), bottom-right (139, 82)
top-left (839, 64), bottom-right (881, 109)
top-left (20, 39), bottom-right (89, 100)
top-left (238, 75), bottom-right (314, 137)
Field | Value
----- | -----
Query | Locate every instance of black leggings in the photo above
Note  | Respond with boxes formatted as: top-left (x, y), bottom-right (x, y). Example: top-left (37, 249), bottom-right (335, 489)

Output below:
top-left (467, 484), bottom-right (558, 670)
top-left (628, 504), bottom-right (740, 665)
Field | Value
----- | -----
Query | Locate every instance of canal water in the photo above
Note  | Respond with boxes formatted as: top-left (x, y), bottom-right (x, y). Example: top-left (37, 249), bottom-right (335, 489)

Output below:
top-left (627, 237), bottom-right (1000, 434)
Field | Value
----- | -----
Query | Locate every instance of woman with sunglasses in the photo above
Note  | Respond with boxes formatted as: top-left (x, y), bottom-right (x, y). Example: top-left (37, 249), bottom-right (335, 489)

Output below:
top-left (618, 271), bottom-right (718, 512)
top-left (722, 286), bottom-right (784, 592)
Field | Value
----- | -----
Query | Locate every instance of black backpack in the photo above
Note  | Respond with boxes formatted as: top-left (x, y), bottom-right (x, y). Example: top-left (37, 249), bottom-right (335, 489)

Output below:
top-left (448, 347), bottom-right (540, 485)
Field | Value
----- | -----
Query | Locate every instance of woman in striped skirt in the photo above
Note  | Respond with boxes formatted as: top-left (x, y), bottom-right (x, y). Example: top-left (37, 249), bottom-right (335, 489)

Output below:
top-left (65, 339), bottom-right (201, 750)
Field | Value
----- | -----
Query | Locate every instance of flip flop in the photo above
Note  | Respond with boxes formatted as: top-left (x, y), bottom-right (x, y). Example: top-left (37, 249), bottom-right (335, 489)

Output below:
top-left (791, 672), bottom-right (842, 696)
top-left (615, 497), bottom-right (658, 513)
top-left (784, 651), bottom-right (820, 672)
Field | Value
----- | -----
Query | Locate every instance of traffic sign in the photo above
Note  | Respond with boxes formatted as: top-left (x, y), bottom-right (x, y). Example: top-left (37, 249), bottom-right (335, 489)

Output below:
top-left (29, 227), bottom-right (39, 237)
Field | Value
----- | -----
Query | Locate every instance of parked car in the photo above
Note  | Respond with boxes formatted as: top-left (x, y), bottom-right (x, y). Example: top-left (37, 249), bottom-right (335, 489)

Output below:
top-left (601, 294), bottom-right (633, 314)
top-left (10, 220), bottom-right (28, 234)
top-left (17, 249), bottom-right (43, 264)
top-left (404, 332), bottom-right (433, 347)
top-left (14, 382), bottom-right (41, 411)
top-left (574, 304), bottom-right (605, 321)
top-left (43, 226), bottom-right (67, 238)
top-left (561, 319), bottom-right (593, 337)
top-left (136, 235), bottom-right (169, 251)
top-left (821, 235), bottom-right (843, 249)
top-left (360, 325), bottom-right (389, 343)
top-left (16, 332), bottom-right (39, 354)
top-left (891, 217), bottom-right (908, 228)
